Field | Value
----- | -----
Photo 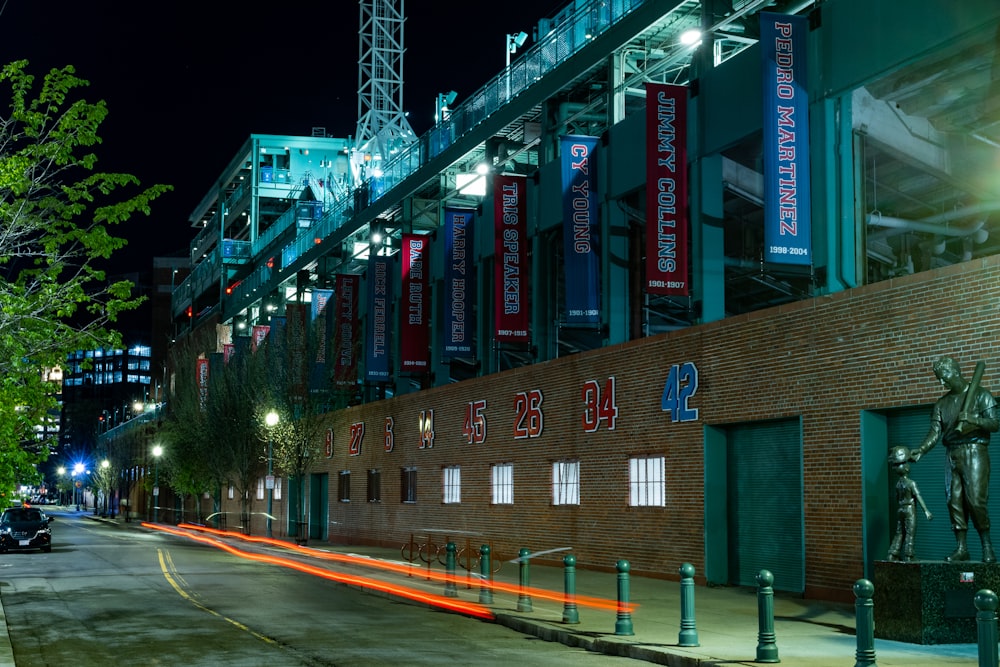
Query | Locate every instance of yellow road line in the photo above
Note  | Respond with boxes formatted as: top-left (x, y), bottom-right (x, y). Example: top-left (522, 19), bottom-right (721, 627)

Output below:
top-left (157, 548), bottom-right (276, 644)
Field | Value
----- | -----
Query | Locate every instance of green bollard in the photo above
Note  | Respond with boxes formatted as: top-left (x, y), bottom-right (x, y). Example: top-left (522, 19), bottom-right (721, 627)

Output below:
top-left (517, 548), bottom-right (533, 612)
top-left (975, 589), bottom-right (999, 667)
top-left (853, 579), bottom-right (877, 667)
top-left (444, 541), bottom-right (458, 598)
top-left (678, 562), bottom-right (700, 647)
top-left (478, 544), bottom-right (494, 604)
top-left (755, 569), bottom-right (780, 663)
top-left (615, 559), bottom-right (634, 636)
top-left (562, 553), bottom-right (580, 624)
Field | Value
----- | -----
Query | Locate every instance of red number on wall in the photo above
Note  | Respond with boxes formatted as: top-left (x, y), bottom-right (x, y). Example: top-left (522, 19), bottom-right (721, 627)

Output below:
top-left (514, 389), bottom-right (544, 439)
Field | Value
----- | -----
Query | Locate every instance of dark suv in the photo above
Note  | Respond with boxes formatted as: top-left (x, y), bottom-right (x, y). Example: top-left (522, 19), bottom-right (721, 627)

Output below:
top-left (0, 506), bottom-right (53, 553)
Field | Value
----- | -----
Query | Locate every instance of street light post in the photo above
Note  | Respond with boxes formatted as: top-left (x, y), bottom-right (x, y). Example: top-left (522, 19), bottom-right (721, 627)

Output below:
top-left (505, 31), bottom-right (528, 100)
top-left (152, 445), bottom-right (163, 522)
top-left (101, 459), bottom-right (110, 517)
top-left (265, 411), bottom-right (279, 538)
top-left (73, 462), bottom-right (85, 511)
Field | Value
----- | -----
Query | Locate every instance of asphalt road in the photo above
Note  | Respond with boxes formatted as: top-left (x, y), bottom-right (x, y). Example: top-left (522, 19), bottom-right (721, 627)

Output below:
top-left (0, 511), bottom-right (633, 666)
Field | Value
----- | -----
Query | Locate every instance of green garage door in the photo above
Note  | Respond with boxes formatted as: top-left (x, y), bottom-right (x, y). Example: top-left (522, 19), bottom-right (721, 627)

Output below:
top-left (886, 407), bottom-right (1000, 562)
top-left (727, 418), bottom-right (804, 593)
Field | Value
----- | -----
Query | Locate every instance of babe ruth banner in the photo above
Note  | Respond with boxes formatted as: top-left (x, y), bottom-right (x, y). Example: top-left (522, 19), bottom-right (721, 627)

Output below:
top-left (560, 135), bottom-right (600, 324)
top-left (332, 274), bottom-right (360, 388)
top-left (443, 207), bottom-right (475, 358)
top-left (644, 82), bottom-right (689, 296)
top-left (365, 255), bottom-right (392, 382)
top-left (400, 234), bottom-right (430, 371)
top-left (761, 12), bottom-right (812, 265)
top-left (494, 174), bottom-right (529, 342)
top-left (309, 288), bottom-right (332, 391)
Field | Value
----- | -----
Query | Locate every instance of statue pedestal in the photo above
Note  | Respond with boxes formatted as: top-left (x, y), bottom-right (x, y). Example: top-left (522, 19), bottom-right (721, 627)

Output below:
top-left (873, 560), bottom-right (1000, 644)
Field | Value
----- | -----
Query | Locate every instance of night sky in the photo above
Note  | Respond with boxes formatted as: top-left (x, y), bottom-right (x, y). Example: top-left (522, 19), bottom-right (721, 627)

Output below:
top-left (1, 0), bottom-right (563, 272)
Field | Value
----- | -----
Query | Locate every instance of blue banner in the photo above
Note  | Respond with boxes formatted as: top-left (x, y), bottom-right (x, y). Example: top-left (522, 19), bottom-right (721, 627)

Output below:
top-left (365, 255), bottom-right (392, 382)
top-left (443, 207), bottom-right (475, 358)
top-left (560, 135), bottom-right (600, 324)
top-left (761, 12), bottom-right (811, 265)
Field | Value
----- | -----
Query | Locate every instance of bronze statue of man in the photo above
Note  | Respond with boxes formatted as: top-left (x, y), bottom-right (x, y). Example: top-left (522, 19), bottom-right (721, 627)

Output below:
top-left (911, 356), bottom-right (999, 562)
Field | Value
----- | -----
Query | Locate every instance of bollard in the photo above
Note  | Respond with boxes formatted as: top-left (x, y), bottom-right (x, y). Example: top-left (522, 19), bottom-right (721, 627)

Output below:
top-left (678, 562), bottom-right (700, 647)
top-left (444, 541), bottom-right (458, 597)
top-left (755, 569), bottom-right (779, 663)
top-left (975, 589), bottom-right (999, 667)
top-left (517, 548), bottom-right (533, 612)
top-left (562, 553), bottom-right (580, 624)
top-left (615, 559), bottom-right (635, 636)
top-left (478, 544), bottom-right (494, 604)
top-left (853, 579), bottom-right (877, 667)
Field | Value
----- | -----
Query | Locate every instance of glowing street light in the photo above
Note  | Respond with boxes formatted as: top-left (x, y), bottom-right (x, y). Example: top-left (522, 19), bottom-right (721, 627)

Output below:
top-left (152, 445), bottom-right (163, 522)
top-left (265, 411), bottom-right (279, 538)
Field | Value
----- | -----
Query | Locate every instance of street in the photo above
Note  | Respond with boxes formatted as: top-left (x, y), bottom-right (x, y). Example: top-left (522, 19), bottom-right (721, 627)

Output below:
top-left (0, 510), bottom-right (631, 666)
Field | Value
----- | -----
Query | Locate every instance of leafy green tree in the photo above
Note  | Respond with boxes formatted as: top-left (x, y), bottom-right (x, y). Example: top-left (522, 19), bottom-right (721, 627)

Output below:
top-left (0, 60), bottom-right (169, 492)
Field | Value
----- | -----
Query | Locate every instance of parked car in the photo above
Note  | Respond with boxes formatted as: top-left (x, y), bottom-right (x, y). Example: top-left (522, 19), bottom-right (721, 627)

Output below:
top-left (0, 506), bottom-right (53, 553)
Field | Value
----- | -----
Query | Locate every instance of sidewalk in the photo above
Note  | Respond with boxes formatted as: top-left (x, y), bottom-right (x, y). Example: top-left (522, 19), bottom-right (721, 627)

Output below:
top-left (5, 511), bottom-right (980, 667)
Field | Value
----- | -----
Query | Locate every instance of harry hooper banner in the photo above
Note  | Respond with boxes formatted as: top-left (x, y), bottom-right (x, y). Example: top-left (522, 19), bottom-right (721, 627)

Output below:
top-left (761, 11), bottom-right (812, 265)
top-left (494, 174), bottom-right (529, 343)
top-left (332, 274), bottom-right (360, 388)
top-left (443, 207), bottom-right (475, 358)
top-left (560, 135), bottom-right (600, 325)
top-left (644, 82), bottom-right (689, 296)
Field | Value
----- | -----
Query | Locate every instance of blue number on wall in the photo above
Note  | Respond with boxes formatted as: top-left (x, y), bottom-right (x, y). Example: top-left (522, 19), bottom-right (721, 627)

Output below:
top-left (661, 362), bottom-right (699, 422)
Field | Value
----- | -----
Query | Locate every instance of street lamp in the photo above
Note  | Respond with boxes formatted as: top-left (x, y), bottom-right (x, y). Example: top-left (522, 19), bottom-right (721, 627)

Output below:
top-left (57, 467), bottom-right (66, 506)
top-left (152, 445), bottom-right (163, 522)
top-left (265, 411), bottom-right (279, 538)
top-left (73, 462), bottom-right (85, 511)
top-left (101, 459), bottom-right (111, 518)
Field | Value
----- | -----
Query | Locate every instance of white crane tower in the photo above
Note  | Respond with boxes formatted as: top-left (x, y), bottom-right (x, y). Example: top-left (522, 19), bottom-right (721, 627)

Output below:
top-left (352, 0), bottom-right (416, 186)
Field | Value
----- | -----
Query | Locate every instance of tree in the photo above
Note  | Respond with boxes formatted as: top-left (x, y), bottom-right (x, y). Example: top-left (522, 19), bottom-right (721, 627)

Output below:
top-left (0, 60), bottom-right (170, 491)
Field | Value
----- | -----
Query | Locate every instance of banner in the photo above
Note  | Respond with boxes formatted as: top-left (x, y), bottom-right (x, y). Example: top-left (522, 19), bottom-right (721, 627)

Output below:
top-left (285, 303), bottom-right (309, 399)
top-left (196, 357), bottom-right (209, 410)
top-left (645, 82), bottom-right (689, 296)
top-left (365, 256), bottom-right (392, 382)
top-left (561, 135), bottom-right (600, 324)
top-left (250, 325), bottom-right (270, 353)
top-left (761, 11), bottom-right (812, 265)
top-left (443, 207), bottom-right (475, 358)
top-left (333, 274), bottom-right (360, 389)
top-left (400, 234), bottom-right (430, 371)
top-left (309, 289), bottom-right (333, 391)
top-left (494, 174), bottom-right (529, 342)
top-left (267, 315), bottom-right (287, 394)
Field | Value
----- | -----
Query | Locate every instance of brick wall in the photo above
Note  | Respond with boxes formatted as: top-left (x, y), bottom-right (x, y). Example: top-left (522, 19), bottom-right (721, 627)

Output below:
top-left (229, 255), bottom-right (1000, 598)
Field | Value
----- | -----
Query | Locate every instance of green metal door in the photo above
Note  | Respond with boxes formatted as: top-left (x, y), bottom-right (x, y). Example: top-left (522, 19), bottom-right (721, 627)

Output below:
top-left (727, 418), bottom-right (804, 593)
top-left (309, 473), bottom-right (328, 541)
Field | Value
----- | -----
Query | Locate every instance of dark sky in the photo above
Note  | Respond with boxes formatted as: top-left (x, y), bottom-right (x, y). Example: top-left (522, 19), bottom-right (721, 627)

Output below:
top-left (1, 0), bottom-right (563, 271)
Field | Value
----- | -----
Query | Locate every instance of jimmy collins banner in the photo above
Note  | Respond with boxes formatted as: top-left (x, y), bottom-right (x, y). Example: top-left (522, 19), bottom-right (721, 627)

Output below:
top-left (560, 135), bottom-right (600, 325)
top-left (761, 11), bottom-right (812, 265)
top-left (400, 234), bottom-right (430, 372)
top-left (644, 82), bottom-right (689, 296)
top-left (365, 255), bottom-right (392, 382)
top-left (494, 174), bottom-right (529, 343)
top-left (443, 207), bottom-right (475, 358)
top-left (332, 274), bottom-right (360, 389)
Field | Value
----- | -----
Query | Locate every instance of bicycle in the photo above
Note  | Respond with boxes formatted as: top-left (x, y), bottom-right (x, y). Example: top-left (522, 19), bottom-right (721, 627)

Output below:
top-left (440, 543), bottom-right (502, 574)
top-left (400, 538), bottom-right (439, 564)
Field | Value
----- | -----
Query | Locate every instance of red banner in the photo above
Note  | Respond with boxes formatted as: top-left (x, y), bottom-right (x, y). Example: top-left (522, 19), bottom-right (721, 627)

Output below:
top-left (332, 274), bottom-right (360, 389)
top-left (250, 325), bottom-right (270, 353)
top-left (400, 234), bottom-right (430, 371)
top-left (494, 174), bottom-right (529, 342)
top-left (645, 82), bottom-right (689, 296)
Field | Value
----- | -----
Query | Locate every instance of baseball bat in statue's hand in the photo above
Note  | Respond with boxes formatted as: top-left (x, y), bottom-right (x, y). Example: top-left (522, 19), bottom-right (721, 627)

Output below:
top-left (957, 361), bottom-right (986, 434)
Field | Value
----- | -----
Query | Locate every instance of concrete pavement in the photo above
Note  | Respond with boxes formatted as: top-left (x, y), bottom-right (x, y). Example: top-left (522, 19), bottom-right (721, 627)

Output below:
top-left (0, 509), bottom-right (984, 666)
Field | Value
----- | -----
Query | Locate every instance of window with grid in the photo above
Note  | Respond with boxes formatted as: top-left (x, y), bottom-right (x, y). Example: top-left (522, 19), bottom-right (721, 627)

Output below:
top-left (256, 477), bottom-right (265, 500)
top-left (491, 463), bottom-right (514, 504)
top-left (552, 460), bottom-right (580, 505)
top-left (367, 469), bottom-right (381, 503)
top-left (401, 467), bottom-right (417, 503)
top-left (273, 476), bottom-right (282, 501)
top-left (338, 470), bottom-right (351, 502)
top-left (629, 456), bottom-right (666, 507)
top-left (442, 466), bottom-right (461, 504)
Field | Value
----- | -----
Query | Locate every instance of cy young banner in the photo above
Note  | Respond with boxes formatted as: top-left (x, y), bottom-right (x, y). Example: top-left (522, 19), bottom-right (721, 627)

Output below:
top-left (561, 135), bottom-right (600, 324)
top-left (332, 274), bottom-right (360, 389)
top-left (761, 12), bottom-right (812, 265)
top-left (443, 207), bottom-right (475, 358)
top-left (365, 255), bottom-right (392, 382)
top-left (400, 234), bottom-right (430, 371)
top-left (494, 174), bottom-right (529, 342)
top-left (645, 82), bottom-right (689, 296)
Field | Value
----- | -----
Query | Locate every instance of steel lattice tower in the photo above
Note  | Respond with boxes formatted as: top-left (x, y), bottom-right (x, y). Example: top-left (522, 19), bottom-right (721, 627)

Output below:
top-left (353, 0), bottom-right (416, 183)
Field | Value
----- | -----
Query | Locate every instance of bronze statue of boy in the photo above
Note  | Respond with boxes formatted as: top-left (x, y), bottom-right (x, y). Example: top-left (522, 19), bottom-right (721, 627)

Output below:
top-left (887, 445), bottom-right (932, 561)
